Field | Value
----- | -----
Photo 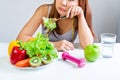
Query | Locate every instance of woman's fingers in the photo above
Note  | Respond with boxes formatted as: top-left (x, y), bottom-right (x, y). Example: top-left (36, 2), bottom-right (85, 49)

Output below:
top-left (65, 41), bottom-right (74, 49)
top-left (75, 6), bottom-right (79, 15)
top-left (52, 40), bottom-right (74, 51)
top-left (66, 7), bottom-right (72, 17)
top-left (67, 6), bottom-right (83, 18)
top-left (62, 40), bottom-right (74, 51)
top-left (70, 6), bottom-right (76, 18)
top-left (61, 44), bottom-right (73, 52)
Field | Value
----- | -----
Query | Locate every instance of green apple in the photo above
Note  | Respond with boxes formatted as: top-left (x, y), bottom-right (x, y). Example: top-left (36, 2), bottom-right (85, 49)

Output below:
top-left (84, 44), bottom-right (100, 62)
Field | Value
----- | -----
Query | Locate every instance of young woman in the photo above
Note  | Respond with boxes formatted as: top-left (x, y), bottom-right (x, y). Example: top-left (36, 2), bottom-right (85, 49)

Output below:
top-left (16, 0), bottom-right (95, 51)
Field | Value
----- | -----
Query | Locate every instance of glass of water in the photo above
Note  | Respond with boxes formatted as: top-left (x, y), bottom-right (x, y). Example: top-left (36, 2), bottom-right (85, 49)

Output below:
top-left (101, 33), bottom-right (117, 58)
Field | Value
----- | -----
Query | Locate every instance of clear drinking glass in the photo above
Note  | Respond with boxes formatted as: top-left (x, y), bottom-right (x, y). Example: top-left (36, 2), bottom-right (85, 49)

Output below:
top-left (101, 33), bottom-right (117, 58)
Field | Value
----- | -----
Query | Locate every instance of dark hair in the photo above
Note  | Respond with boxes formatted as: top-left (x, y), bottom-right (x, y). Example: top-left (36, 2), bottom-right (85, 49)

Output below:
top-left (49, 0), bottom-right (96, 38)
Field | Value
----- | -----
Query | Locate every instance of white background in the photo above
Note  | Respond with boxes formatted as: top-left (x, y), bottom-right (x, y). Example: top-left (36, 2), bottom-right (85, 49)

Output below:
top-left (0, 0), bottom-right (120, 42)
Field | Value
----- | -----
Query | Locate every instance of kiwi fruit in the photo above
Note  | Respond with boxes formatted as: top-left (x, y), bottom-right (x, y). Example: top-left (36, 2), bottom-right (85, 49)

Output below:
top-left (41, 54), bottom-right (53, 65)
top-left (29, 56), bottom-right (42, 67)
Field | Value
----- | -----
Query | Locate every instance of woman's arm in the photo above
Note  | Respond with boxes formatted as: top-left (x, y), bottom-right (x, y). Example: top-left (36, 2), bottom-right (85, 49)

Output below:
top-left (16, 5), bottom-right (48, 41)
top-left (78, 3), bottom-right (94, 48)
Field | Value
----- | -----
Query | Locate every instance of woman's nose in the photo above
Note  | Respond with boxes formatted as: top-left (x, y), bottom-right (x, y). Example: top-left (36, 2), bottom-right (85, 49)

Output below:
top-left (62, 0), bottom-right (67, 6)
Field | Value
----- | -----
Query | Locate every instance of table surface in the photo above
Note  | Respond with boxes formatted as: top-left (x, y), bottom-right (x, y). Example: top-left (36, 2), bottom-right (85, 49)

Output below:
top-left (0, 42), bottom-right (120, 80)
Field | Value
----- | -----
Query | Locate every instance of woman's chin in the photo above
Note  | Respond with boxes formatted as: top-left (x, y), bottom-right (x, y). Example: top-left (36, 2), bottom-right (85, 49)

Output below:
top-left (57, 11), bottom-right (65, 16)
top-left (58, 13), bottom-right (66, 17)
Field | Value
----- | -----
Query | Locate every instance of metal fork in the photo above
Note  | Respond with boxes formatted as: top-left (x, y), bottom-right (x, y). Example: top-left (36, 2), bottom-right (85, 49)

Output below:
top-left (53, 16), bottom-right (67, 21)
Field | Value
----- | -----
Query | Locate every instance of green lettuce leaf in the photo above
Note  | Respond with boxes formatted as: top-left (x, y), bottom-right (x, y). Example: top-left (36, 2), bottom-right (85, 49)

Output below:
top-left (43, 17), bottom-right (56, 30)
top-left (22, 33), bottom-right (58, 59)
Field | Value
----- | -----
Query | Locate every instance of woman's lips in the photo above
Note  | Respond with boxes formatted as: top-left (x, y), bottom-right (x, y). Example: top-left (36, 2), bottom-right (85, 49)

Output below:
top-left (58, 7), bottom-right (66, 13)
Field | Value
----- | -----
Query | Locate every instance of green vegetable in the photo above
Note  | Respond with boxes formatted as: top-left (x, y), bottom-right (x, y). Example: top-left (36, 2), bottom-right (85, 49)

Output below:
top-left (22, 33), bottom-right (58, 60)
top-left (43, 17), bottom-right (56, 31)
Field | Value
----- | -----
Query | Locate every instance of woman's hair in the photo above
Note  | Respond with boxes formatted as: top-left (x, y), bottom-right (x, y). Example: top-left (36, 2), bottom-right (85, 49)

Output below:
top-left (49, 0), bottom-right (96, 38)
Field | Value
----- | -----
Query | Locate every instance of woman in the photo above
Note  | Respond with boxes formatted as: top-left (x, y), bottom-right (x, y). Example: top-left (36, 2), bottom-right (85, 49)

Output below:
top-left (17, 0), bottom-right (95, 51)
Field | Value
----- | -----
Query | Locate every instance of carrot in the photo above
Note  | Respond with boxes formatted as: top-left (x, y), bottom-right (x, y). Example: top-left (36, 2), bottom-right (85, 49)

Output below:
top-left (15, 58), bottom-right (30, 67)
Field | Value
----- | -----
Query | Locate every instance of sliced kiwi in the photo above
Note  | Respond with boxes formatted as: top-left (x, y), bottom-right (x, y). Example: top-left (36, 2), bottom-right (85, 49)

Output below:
top-left (41, 54), bottom-right (53, 65)
top-left (29, 56), bottom-right (42, 67)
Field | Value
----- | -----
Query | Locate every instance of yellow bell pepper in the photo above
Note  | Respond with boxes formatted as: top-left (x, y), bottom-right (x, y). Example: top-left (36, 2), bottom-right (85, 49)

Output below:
top-left (27, 38), bottom-right (35, 41)
top-left (8, 40), bottom-right (19, 56)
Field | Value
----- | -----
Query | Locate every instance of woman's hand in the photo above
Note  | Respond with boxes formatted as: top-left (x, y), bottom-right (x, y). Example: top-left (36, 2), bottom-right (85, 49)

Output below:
top-left (51, 40), bottom-right (74, 52)
top-left (66, 6), bottom-right (84, 18)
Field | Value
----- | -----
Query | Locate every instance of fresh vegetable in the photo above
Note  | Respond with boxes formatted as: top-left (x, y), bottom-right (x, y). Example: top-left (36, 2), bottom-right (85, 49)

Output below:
top-left (43, 17), bottom-right (56, 31)
top-left (27, 38), bottom-right (35, 42)
top-left (10, 46), bottom-right (27, 65)
top-left (23, 33), bottom-right (58, 59)
top-left (29, 56), bottom-right (42, 67)
top-left (9, 33), bottom-right (58, 68)
top-left (8, 40), bottom-right (19, 56)
top-left (15, 58), bottom-right (30, 67)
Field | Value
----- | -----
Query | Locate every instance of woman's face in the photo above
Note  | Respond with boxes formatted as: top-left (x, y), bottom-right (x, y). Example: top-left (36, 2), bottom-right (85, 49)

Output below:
top-left (55, 0), bottom-right (78, 17)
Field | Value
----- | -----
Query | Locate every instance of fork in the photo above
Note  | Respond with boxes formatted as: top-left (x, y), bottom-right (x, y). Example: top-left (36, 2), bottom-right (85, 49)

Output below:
top-left (53, 16), bottom-right (67, 21)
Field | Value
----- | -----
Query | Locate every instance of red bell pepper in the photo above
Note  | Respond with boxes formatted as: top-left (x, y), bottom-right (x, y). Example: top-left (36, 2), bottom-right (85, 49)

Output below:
top-left (10, 46), bottom-right (27, 65)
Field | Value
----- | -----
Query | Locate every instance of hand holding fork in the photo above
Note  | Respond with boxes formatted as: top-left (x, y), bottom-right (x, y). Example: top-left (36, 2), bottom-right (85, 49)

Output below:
top-left (52, 16), bottom-right (67, 21)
